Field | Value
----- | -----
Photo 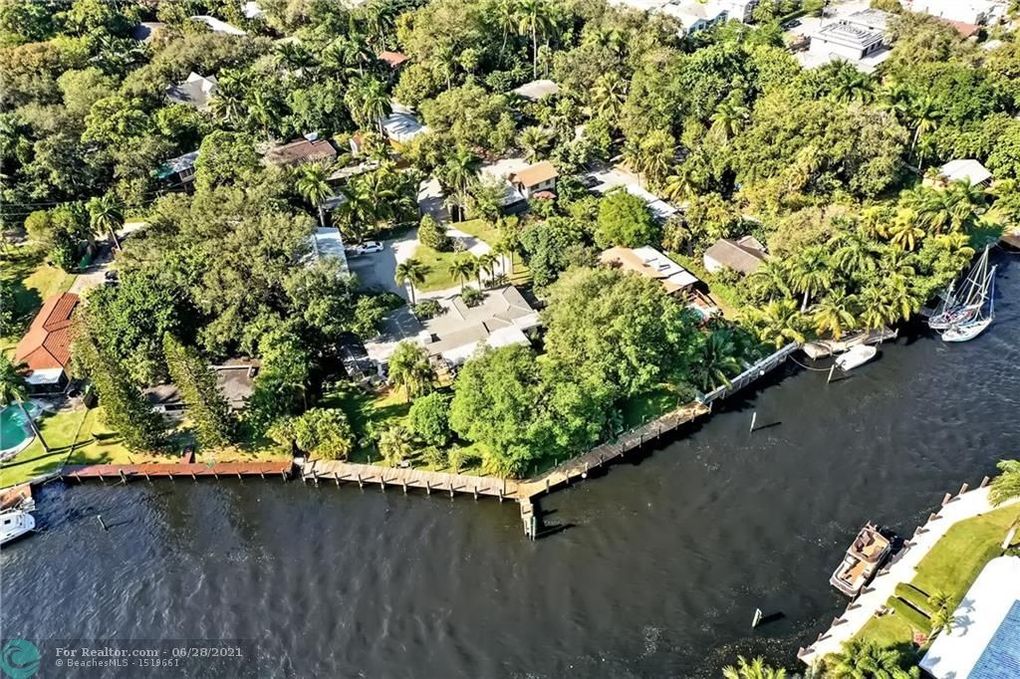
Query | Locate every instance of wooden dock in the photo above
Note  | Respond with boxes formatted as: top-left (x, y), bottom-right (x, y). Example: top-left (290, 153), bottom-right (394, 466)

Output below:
top-left (63, 460), bottom-right (293, 481)
top-left (802, 329), bottom-right (897, 360)
top-left (300, 459), bottom-right (521, 499)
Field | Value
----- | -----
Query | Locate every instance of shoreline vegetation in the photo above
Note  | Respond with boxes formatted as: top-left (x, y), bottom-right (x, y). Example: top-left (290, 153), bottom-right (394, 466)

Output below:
top-left (3, 0), bottom-right (1020, 675)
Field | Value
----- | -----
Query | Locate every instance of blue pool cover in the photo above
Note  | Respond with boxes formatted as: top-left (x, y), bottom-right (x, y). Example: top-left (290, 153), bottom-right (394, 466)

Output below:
top-left (971, 599), bottom-right (1020, 678)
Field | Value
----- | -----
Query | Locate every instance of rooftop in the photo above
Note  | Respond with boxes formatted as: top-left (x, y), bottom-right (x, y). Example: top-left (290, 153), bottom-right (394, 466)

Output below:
top-left (704, 236), bottom-right (767, 275)
top-left (812, 21), bottom-right (884, 50)
top-left (264, 137), bottom-right (337, 167)
top-left (155, 150), bottom-right (199, 179)
top-left (307, 227), bottom-right (349, 270)
top-left (940, 159), bottom-right (993, 186)
top-left (588, 167), bottom-right (680, 220)
top-left (511, 79), bottom-right (560, 101)
top-left (380, 103), bottom-right (427, 143)
top-left (166, 72), bottom-right (218, 111)
top-left (921, 556), bottom-right (1020, 679)
top-left (843, 8), bottom-right (892, 32)
top-left (377, 50), bottom-right (410, 69)
top-left (510, 161), bottom-right (558, 188)
top-left (14, 293), bottom-right (80, 374)
top-left (600, 246), bottom-right (700, 294)
top-left (190, 15), bottom-right (246, 35)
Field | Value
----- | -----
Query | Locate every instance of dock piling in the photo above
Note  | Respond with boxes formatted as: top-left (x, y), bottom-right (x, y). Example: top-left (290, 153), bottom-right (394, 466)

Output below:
top-left (751, 608), bottom-right (763, 629)
top-left (749, 411), bottom-right (757, 433)
top-left (97, 515), bottom-right (108, 531)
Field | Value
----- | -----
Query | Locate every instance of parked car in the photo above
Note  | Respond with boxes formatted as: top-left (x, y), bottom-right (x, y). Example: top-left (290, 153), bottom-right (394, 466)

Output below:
top-left (349, 241), bottom-right (384, 256)
top-left (782, 18), bottom-right (801, 29)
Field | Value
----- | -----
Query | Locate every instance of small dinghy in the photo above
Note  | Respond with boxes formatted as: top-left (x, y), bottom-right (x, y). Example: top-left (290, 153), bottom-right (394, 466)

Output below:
top-left (835, 345), bottom-right (877, 372)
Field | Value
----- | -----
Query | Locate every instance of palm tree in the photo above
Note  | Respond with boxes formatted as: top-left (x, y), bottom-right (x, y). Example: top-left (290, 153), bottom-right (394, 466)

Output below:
top-left (927, 590), bottom-right (956, 635)
top-left (377, 424), bottom-right (414, 465)
top-left (832, 230), bottom-right (877, 278)
top-left (440, 146), bottom-right (480, 220)
top-left (789, 247), bottom-right (834, 311)
top-left (747, 299), bottom-right (807, 348)
top-left (448, 255), bottom-right (476, 291)
top-left (395, 258), bottom-right (428, 304)
top-left (294, 162), bottom-right (334, 228)
top-left (748, 259), bottom-right (792, 301)
top-left (828, 63), bottom-right (875, 105)
top-left (886, 209), bottom-right (926, 251)
top-left (88, 193), bottom-right (123, 252)
top-left (477, 252), bottom-right (498, 288)
top-left (515, 0), bottom-right (555, 79)
top-left (336, 181), bottom-right (377, 243)
top-left (813, 291), bottom-right (859, 339)
top-left (905, 93), bottom-right (939, 169)
top-left (274, 41), bottom-right (316, 74)
top-left (828, 638), bottom-right (920, 679)
top-left (694, 330), bottom-right (743, 391)
top-left (663, 164), bottom-right (700, 203)
top-left (710, 99), bottom-right (750, 141)
top-left (387, 341), bottom-right (435, 402)
top-left (722, 656), bottom-right (787, 679)
top-left (346, 75), bottom-right (391, 134)
top-left (0, 356), bottom-right (48, 452)
top-left (519, 126), bottom-right (551, 162)
top-left (590, 72), bottom-right (627, 121)
top-left (858, 283), bottom-right (897, 330)
top-left (989, 459), bottom-right (1020, 505)
top-left (495, 0), bottom-right (518, 52)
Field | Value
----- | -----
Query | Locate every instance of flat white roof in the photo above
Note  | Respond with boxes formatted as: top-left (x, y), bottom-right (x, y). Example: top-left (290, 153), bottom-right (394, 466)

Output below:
top-left (25, 368), bottom-right (64, 385)
top-left (511, 79), bottom-right (560, 101)
top-left (588, 167), bottom-right (679, 220)
top-left (921, 556), bottom-right (1020, 679)
top-left (190, 15), bottom-right (246, 35)
top-left (381, 103), bottom-right (427, 143)
top-left (940, 159), bottom-right (993, 186)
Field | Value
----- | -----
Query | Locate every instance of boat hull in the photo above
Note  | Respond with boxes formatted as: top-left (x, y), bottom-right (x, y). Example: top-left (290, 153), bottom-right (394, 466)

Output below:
top-left (941, 317), bottom-right (993, 343)
top-left (0, 511), bottom-right (36, 545)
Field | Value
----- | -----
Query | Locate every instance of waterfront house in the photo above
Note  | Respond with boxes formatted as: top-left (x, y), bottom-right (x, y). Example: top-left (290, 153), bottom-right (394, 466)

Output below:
top-left (919, 556), bottom-right (1020, 679)
top-left (166, 72), bottom-right (219, 111)
top-left (600, 246), bottom-right (700, 296)
top-left (145, 359), bottom-right (261, 414)
top-left (264, 135), bottom-right (338, 168)
top-left (509, 161), bottom-right (558, 199)
top-left (703, 236), bottom-right (767, 276)
top-left (14, 293), bottom-right (80, 393)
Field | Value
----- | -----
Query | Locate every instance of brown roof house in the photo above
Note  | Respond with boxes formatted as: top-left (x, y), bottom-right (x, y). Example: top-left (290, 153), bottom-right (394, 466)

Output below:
top-left (703, 236), bottom-right (768, 276)
top-left (14, 293), bottom-right (80, 392)
top-left (600, 246), bottom-right (700, 296)
top-left (509, 161), bottom-right (558, 199)
top-left (264, 135), bottom-right (338, 168)
top-left (377, 50), bottom-right (410, 70)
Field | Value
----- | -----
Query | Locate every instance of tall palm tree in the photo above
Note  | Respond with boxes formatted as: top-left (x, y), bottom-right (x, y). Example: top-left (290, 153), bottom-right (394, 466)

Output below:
top-left (387, 341), bottom-right (435, 402)
top-left (927, 590), bottom-right (956, 635)
top-left (346, 75), bottom-right (391, 134)
top-left (989, 459), bottom-right (1020, 505)
top-left (858, 283), bottom-right (896, 330)
top-left (722, 656), bottom-right (787, 679)
top-left (663, 164), bottom-right (700, 204)
top-left (831, 229), bottom-right (877, 278)
top-left (0, 356), bottom-right (48, 452)
top-left (477, 252), bottom-right (498, 288)
top-left (886, 209), bottom-right (926, 251)
top-left (590, 72), bottom-right (627, 121)
top-left (906, 93), bottom-right (939, 169)
top-left (448, 255), bottom-right (476, 291)
top-left (440, 146), bottom-right (480, 220)
top-left (395, 258), bottom-right (428, 304)
top-left (747, 299), bottom-right (807, 348)
top-left (694, 330), bottom-right (743, 391)
top-left (337, 181), bottom-right (377, 243)
top-left (515, 0), bottom-right (555, 79)
top-left (294, 162), bottom-right (334, 228)
top-left (789, 247), bottom-right (834, 311)
top-left (88, 193), bottom-right (123, 252)
top-left (813, 291), bottom-right (859, 339)
top-left (519, 126), bottom-right (551, 162)
top-left (828, 638), bottom-right (920, 679)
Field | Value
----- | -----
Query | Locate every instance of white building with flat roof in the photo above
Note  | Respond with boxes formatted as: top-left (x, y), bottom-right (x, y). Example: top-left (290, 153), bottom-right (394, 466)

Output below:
top-left (904, 0), bottom-right (1006, 26)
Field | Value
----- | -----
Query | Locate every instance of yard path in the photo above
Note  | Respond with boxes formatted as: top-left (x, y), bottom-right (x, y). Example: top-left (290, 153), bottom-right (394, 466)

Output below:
top-left (800, 486), bottom-right (1020, 665)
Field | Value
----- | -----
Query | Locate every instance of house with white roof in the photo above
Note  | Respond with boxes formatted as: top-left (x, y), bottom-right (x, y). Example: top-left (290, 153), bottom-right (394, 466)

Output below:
top-left (904, 0), bottom-right (1006, 26)
top-left (380, 103), bottom-right (427, 144)
top-left (931, 159), bottom-right (994, 188)
top-left (600, 246), bottom-right (701, 296)
top-left (166, 72), bottom-right (219, 111)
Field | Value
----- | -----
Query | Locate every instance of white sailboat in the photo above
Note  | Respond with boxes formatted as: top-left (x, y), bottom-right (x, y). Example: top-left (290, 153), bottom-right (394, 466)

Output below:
top-left (929, 247), bottom-right (990, 331)
top-left (0, 508), bottom-right (36, 545)
top-left (942, 266), bottom-right (996, 343)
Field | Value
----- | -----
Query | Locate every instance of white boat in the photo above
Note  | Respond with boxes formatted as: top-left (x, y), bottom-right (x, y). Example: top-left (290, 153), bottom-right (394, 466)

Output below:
top-left (942, 268), bottom-right (996, 343)
top-left (830, 523), bottom-right (892, 597)
top-left (0, 509), bottom-right (36, 545)
top-left (929, 247), bottom-right (990, 331)
top-left (835, 345), bottom-right (877, 371)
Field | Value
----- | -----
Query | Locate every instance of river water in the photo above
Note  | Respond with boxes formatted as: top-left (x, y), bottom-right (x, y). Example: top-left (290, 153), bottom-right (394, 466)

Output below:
top-left (3, 251), bottom-right (1019, 678)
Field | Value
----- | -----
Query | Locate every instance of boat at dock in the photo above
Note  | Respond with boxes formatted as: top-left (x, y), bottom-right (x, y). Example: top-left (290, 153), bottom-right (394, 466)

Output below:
top-left (834, 345), bottom-right (877, 372)
top-left (941, 267), bottom-right (995, 343)
top-left (829, 523), bottom-right (892, 597)
top-left (929, 247), bottom-right (990, 331)
top-left (1, 509), bottom-right (36, 545)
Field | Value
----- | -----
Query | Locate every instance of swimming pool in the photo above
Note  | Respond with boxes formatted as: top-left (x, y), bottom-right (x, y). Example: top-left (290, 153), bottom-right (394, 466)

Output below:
top-left (0, 403), bottom-right (41, 459)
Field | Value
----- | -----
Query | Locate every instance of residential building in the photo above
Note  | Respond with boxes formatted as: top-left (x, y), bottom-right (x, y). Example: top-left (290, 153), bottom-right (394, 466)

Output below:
top-left (931, 159), bottom-right (994, 188)
top-left (166, 72), bottom-right (219, 111)
top-left (145, 359), bottom-right (262, 413)
top-left (600, 246), bottom-right (700, 296)
top-left (717, 0), bottom-right (759, 23)
top-left (661, 0), bottom-right (729, 34)
top-left (809, 22), bottom-right (885, 62)
top-left (190, 15), bottom-right (247, 35)
top-left (843, 8), bottom-right (893, 35)
top-left (13, 293), bottom-right (80, 393)
top-left (703, 236), bottom-right (767, 276)
top-left (264, 136), bottom-right (338, 167)
top-left (380, 103), bottom-right (427, 144)
top-left (509, 161), bottom-right (558, 199)
top-left (920, 556), bottom-right (1020, 679)
top-left (904, 0), bottom-right (1005, 26)
top-left (377, 50), bottom-right (410, 70)
top-left (155, 151), bottom-right (199, 186)
top-left (479, 158), bottom-right (531, 214)
top-left (363, 286), bottom-right (541, 369)
top-left (307, 227), bottom-right (349, 271)
top-left (587, 166), bottom-right (679, 221)
top-left (511, 79), bottom-right (560, 102)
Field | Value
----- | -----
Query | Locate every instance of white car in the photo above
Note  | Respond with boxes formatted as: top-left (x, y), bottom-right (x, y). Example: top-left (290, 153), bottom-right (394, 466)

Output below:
top-left (349, 241), bottom-right (384, 256)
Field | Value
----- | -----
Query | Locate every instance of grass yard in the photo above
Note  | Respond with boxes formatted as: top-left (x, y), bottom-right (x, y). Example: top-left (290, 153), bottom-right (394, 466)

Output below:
top-left (322, 385), bottom-right (412, 463)
top-left (1, 247), bottom-right (76, 355)
top-left (453, 218), bottom-right (501, 245)
top-left (855, 503), bottom-right (1020, 649)
top-left (621, 386), bottom-right (684, 430)
top-left (0, 407), bottom-right (87, 488)
top-left (414, 244), bottom-right (469, 292)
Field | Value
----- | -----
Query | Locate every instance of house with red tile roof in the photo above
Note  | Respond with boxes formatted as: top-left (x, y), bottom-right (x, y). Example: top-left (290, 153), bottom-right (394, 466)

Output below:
top-left (14, 292), bottom-right (80, 392)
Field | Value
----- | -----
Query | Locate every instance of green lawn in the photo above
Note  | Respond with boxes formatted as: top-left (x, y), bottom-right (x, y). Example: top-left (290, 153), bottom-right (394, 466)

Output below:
top-left (413, 244), bottom-right (466, 292)
top-left (1, 247), bottom-right (76, 355)
top-left (668, 252), bottom-right (742, 318)
top-left (453, 218), bottom-right (501, 245)
top-left (322, 385), bottom-right (412, 463)
top-left (855, 503), bottom-right (1020, 649)
top-left (0, 407), bottom-right (87, 488)
top-left (621, 386), bottom-right (684, 430)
